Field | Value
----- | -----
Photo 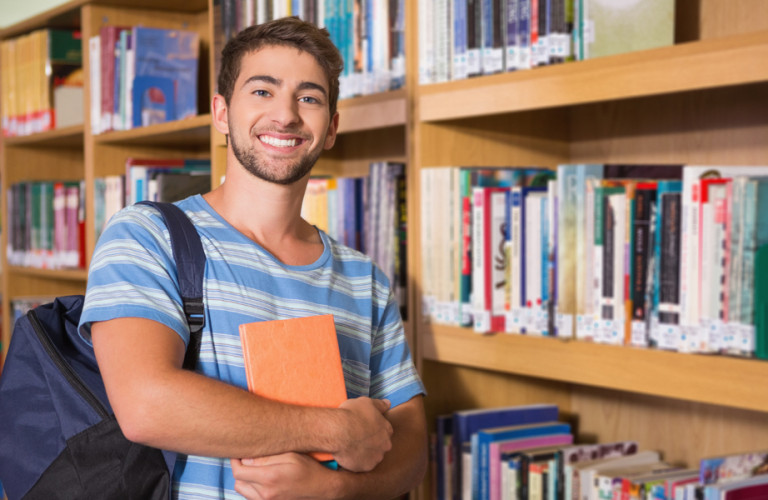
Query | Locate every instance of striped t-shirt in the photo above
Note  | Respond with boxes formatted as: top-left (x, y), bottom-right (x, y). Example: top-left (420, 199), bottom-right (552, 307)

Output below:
top-left (79, 194), bottom-right (425, 499)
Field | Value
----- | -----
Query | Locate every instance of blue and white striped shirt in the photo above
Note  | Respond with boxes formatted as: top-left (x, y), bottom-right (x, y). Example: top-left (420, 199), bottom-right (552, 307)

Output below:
top-left (79, 194), bottom-right (425, 499)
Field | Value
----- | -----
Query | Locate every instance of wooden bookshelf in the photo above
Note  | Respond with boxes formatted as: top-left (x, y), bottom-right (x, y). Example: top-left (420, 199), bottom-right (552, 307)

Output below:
top-left (410, 0), bottom-right (768, 494)
top-left (421, 325), bottom-right (768, 413)
top-left (3, 1), bottom-right (767, 498)
top-left (419, 31), bottom-right (768, 121)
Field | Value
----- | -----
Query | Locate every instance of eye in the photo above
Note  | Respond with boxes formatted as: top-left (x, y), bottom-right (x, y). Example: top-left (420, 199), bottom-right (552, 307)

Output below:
top-left (299, 96), bottom-right (321, 104)
top-left (253, 89), bottom-right (271, 97)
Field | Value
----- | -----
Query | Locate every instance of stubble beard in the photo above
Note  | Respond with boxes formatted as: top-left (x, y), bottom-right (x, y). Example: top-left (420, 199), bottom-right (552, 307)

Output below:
top-left (230, 128), bottom-right (324, 186)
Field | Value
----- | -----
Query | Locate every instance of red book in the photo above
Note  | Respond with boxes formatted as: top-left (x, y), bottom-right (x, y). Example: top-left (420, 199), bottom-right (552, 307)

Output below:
top-left (239, 314), bottom-right (347, 462)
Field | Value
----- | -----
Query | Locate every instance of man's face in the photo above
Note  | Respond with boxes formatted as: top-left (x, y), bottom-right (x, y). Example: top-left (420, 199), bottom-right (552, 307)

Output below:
top-left (226, 45), bottom-right (338, 185)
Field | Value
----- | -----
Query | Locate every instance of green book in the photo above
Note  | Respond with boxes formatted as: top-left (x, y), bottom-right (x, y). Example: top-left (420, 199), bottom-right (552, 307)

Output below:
top-left (754, 244), bottom-right (768, 360)
top-left (582, 0), bottom-right (674, 59)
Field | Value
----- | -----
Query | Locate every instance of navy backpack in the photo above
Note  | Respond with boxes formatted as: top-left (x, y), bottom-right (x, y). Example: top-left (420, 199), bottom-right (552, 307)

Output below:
top-left (0, 201), bottom-right (206, 500)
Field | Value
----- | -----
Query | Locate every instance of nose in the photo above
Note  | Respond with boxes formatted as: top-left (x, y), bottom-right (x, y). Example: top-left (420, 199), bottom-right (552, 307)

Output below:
top-left (269, 94), bottom-right (301, 128)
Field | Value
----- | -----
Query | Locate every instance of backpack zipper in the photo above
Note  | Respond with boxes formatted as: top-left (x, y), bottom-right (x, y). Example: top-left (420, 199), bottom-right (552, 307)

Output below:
top-left (28, 310), bottom-right (110, 419)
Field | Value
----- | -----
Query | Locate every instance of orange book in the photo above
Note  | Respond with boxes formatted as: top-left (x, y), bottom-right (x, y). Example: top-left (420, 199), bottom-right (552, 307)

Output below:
top-left (239, 314), bottom-right (347, 462)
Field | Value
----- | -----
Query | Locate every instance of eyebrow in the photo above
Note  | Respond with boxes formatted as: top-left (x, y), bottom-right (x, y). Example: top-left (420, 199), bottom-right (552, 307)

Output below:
top-left (242, 75), bottom-right (328, 97)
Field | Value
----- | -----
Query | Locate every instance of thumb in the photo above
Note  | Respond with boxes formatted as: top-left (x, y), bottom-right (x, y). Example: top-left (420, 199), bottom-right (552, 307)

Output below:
top-left (373, 398), bottom-right (391, 413)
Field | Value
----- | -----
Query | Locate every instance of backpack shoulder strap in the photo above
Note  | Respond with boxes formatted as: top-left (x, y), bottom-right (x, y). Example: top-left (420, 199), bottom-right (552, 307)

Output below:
top-left (137, 201), bottom-right (205, 370)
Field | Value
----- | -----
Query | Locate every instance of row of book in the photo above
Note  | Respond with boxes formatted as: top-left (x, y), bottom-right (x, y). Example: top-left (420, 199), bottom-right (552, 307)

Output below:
top-left (5, 158), bottom-right (211, 270)
top-left (94, 157), bottom-right (212, 242)
top-left (301, 161), bottom-right (408, 317)
top-left (87, 25), bottom-right (200, 135)
top-left (0, 29), bottom-right (83, 137)
top-left (419, 0), bottom-right (674, 85)
top-left (6, 181), bottom-right (85, 270)
top-left (433, 404), bottom-right (768, 500)
top-left (213, 0), bottom-right (406, 99)
top-left (420, 164), bottom-right (768, 360)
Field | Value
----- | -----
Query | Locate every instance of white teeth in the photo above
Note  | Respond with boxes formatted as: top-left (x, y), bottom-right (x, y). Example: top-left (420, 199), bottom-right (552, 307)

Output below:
top-left (260, 135), bottom-right (298, 147)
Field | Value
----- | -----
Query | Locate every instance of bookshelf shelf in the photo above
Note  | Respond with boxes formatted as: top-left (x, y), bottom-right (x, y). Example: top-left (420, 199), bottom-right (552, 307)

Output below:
top-left (93, 114), bottom-right (212, 148)
top-left (4, 125), bottom-right (84, 148)
top-left (418, 30), bottom-right (768, 122)
top-left (421, 325), bottom-right (768, 413)
top-left (336, 89), bottom-right (407, 134)
top-left (8, 266), bottom-right (89, 282)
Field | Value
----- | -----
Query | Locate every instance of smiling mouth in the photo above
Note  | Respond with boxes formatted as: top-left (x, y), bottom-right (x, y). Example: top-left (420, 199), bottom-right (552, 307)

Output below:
top-left (259, 135), bottom-right (301, 148)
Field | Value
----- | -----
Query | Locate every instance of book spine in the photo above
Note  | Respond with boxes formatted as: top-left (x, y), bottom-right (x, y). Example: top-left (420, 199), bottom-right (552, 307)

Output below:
top-left (659, 193), bottom-right (682, 326)
top-left (472, 187), bottom-right (488, 331)
top-left (631, 187), bottom-right (656, 346)
top-left (505, 0), bottom-right (519, 71)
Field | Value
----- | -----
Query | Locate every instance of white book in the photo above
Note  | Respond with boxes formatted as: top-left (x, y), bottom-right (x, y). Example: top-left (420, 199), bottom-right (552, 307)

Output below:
top-left (509, 186), bottom-right (524, 330)
top-left (472, 187), bottom-right (488, 331)
top-left (88, 35), bottom-right (101, 135)
top-left (525, 192), bottom-right (545, 329)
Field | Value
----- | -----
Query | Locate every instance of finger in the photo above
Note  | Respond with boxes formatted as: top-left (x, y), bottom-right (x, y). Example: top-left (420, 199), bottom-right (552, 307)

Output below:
top-left (373, 398), bottom-right (391, 413)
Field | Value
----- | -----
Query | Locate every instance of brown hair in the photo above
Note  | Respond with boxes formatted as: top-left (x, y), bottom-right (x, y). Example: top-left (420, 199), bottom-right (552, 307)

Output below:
top-left (217, 17), bottom-right (344, 116)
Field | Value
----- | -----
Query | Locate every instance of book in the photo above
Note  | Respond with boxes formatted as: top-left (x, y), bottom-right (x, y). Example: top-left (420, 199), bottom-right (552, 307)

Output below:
top-left (581, 0), bottom-right (674, 60)
top-left (755, 244), bottom-right (768, 360)
top-left (629, 182), bottom-right (657, 346)
top-left (99, 26), bottom-right (130, 134)
top-left (131, 26), bottom-right (199, 127)
top-left (435, 414), bottom-right (454, 500)
top-left (451, 404), bottom-right (559, 500)
top-left (149, 170), bottom-right (211, 203)
top-left (488, 433), bottom-right (574, 500)
top-left (699, 450), bottom-right (768, 486)
top-left (571, 450), bottom-right (662, 500)
top-left (238, 314), bottom-right (347, 463)
top-left (473, 421), bottom-right (571, 500)
top-left (472, 186), bottom-right (511, 333)
top-left (553, 441), bottom-right (639, 500)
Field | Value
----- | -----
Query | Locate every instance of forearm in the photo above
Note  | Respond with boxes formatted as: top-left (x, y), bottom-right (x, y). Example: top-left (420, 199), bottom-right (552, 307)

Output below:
top-left (122, 366), bottom-right (343, 459)
top-left (93, 317), bottom-right (342, 459)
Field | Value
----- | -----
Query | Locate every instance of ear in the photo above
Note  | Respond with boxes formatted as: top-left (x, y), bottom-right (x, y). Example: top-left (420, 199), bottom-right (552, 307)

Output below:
top-left (324, 112), bottom-right (339, 150)
top-left (211, 94), bottom-right (230, 136)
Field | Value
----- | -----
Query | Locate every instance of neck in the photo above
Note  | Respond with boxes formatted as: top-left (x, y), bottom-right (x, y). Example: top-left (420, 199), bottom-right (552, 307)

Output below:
top-left (203, 164), bottom-right (322, 265)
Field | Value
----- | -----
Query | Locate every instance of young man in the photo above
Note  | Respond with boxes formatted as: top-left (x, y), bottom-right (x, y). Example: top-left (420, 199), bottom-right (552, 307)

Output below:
top-left (79, 17), bottom-right (427, 499)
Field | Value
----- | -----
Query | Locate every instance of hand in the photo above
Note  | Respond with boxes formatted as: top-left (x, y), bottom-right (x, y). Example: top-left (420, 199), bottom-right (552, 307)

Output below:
top-left (231, 453), bottom-right (333, 500)
top-left (333, 397), bottom-right (393, 472)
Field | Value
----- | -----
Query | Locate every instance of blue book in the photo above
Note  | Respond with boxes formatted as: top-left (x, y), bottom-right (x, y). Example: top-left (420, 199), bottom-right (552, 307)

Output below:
top-left (451, 404), bottom-right (558, 500)
top-left (473, 421), bottom-right (571, 500)
top-left (132, 26), bottom-right (199, 126)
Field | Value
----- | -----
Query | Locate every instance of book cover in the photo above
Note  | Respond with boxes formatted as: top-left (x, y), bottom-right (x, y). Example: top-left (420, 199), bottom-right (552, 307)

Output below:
top-left (583, 0), bottom-right (674, 60)
top-left (451, 404), bottom-right (559, 500)
top-left (467, 0), bottom-right (483, 76)
top-left (239, 314), bottom-right (347, 463)
top-left (125, 157), bottom-right (186, 205)
top-left (630, 182), bottom-right (657, 345)
top-left (755, 244), bottom-right (768, 360)
top-left (658, 191), bottom-right (682, 331)
top-left (485, 187), bottom-right (511, 333)
top-left (150, 170), bottom-right (211, 203)
top-left (698, 450), bottom-right (768, 486)
top-left (698, 178), bottom-right (730, 351)
top-left (131, 26), bottom-right (199, 126)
